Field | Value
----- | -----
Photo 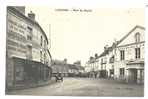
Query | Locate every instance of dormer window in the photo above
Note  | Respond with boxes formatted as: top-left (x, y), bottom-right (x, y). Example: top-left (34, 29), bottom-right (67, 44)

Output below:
top-left (135, 32), bottom-right (140, 43)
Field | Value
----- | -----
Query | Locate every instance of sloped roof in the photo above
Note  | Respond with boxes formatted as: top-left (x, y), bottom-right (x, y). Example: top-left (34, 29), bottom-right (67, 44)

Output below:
top-left (117, 25), bottom-right (145, 46)
top-left (98, 46), bottom-right (113, 58)
top-left (76, 66), bottom-right (85, 70)
top-left (98, 25), bottom-right (145, 58)
top-left (68, 64), bottom-right (78, 70)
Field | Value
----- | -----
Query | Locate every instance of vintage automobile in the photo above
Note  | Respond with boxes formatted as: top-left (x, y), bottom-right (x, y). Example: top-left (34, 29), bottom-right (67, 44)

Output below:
top-left (55, 73), bottom-right (63, 82)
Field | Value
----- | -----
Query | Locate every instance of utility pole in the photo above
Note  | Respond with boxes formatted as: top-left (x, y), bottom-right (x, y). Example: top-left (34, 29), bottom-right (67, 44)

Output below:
top-left (49, 24), bottom-right (51, 49)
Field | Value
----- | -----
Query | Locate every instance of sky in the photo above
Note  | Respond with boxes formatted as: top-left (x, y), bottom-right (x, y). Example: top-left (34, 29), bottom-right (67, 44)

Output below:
top-left (25, 7), bottom-right (144, 65)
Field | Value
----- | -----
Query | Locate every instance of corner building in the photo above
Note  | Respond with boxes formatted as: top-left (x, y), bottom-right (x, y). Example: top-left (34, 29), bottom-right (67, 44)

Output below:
top-left (114, 25), bottom-right (145, 84)
top-left (6, 6), bottom-right (52, 89)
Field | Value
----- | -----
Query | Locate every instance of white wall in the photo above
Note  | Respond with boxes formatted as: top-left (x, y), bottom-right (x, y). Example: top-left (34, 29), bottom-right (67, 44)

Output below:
top-left (114, 26), bottom-right (145, 79)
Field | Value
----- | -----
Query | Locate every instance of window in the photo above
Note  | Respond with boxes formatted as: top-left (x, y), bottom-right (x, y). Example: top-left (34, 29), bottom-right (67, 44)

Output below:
top-left (120, 50), bottom-right (125, 60)
top-left (110, 69), bottom-right (114, 75)
top-left (27, 26), bottom-right (32, 41)
top-left (40, 36), bottom-right (43, 46)
top-left (120, 68), bottom-right (124, 75)
top-left (44, 40), bottom-right (46, 49)
top-left (104, 65), bottom-right (106, 70)
top-left (27, 26), bottom-right (32, 34)
top-left (101, 58), bottom-right (103, 63)
top-left (135, 32), bottom-right (140, 43)
top-left (112, 65), bottom-right (114, 69)
top-left (109, 56), bottom-right (114, 63)
top-left (101, 65), bottom-right (103, 70)
top-left (27, 35), bottom-right (32, 40)
top-left (135, 48), bottom-right (140, 59)
top-left (40, 51), bottom-right (42, 62)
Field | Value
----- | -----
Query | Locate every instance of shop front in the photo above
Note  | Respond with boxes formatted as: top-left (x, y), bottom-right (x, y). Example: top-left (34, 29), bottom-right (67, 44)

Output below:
top-left (8, 57), bottom-right (52, 89)
top-left (126, 61), bottom-right (144, 84)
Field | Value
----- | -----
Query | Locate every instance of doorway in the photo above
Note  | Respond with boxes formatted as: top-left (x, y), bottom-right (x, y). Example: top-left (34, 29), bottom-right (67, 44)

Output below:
top-left (129, 69), bottom-right (137, 83)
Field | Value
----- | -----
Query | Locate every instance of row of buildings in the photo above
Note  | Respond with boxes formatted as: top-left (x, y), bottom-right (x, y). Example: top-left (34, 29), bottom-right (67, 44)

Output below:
top-left (85, 25), bottom-right (145, 84)
top-left (51, 60), bottom-right (85, 77)
top-left (6, 6), bottom-right (52, 90)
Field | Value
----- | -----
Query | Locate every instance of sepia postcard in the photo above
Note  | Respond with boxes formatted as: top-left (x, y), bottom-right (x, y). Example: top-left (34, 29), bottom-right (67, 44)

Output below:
top-left (5, 6), bottom-right (145, 97)
top-left (0, 0), bottom-right (146, 96)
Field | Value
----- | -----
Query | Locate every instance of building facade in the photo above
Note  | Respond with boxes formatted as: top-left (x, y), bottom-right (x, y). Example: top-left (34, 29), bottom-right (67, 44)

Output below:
top-left (85, 25), bottom-right (145, 84)
top-left (51, 60), bottom-right (85, 77)
top-left (114, 25), bottom-right (145, 84)
top-left (73, 61), bottom-right (85, 75)
top-left (6, 6), bottom-right (52, 89)
top-left (51, 60), bottom-right (69, 77)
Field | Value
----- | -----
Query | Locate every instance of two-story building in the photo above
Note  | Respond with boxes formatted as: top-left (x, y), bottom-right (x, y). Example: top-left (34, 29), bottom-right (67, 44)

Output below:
top-left (114, 25), bottom-right (145, 84)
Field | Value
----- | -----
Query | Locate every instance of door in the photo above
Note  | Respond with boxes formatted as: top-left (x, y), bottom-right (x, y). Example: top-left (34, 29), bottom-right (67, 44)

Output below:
top-left (130, 69), bottom-right (137, 83)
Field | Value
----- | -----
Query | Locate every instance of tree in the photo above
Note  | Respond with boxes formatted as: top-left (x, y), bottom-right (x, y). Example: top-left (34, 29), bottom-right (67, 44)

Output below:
top-left (90, 56), bottom-right (94, 60)
top-left (63, 58), bottom-right (67, 64)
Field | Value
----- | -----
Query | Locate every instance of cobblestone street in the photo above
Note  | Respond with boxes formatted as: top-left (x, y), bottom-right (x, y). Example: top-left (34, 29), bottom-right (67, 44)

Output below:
top-left (7, 78), bottom-right (144, 96)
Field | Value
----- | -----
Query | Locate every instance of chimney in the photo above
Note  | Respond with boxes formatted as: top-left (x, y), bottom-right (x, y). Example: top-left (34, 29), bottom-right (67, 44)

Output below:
top-left (104, 45), bottom-right (108, 51)
top-left (28, 11), bottom-right (35, 20)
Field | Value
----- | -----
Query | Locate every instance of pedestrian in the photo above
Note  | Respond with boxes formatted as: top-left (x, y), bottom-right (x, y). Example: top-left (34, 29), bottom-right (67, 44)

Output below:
top-left (111, 74), bottom-right (114, 80)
